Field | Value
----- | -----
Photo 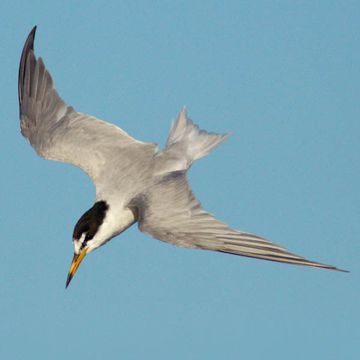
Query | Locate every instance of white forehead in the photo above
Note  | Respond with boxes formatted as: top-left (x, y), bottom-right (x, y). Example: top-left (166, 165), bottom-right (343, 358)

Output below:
top-left (73, 233), bottom-right (86, 254)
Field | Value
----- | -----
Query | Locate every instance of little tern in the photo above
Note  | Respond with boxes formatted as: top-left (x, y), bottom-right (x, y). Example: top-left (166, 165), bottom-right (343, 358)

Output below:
top-left (18, 27), bottom-right (346, 288)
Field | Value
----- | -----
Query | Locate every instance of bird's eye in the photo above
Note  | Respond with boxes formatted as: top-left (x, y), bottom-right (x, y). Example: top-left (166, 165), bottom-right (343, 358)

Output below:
top-left (85, 233), bottom-right (92, 241)
top-left (79, 233), bottom-right (93, 250)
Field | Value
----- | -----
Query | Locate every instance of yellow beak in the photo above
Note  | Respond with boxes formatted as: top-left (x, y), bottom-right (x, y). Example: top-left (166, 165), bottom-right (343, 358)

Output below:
top-left (66, 250), bottom-right (87, 288)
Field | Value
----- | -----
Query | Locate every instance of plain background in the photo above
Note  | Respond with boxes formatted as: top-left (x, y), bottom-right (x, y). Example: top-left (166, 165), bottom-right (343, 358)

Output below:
top-left (1, 1), bottom-right (359, 359)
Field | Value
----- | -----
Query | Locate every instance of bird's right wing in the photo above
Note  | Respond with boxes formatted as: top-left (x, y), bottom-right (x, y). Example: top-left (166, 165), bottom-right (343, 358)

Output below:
top-left (18, 27), bottom-right (156, 194)
top-left (137, 172), bottom-right (345, 271)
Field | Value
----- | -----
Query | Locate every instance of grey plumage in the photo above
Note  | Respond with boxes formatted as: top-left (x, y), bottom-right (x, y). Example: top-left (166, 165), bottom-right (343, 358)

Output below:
top-left (136, 171), bottom-right (343, 270)
top-left (19, 26), bottom-right (346, 274)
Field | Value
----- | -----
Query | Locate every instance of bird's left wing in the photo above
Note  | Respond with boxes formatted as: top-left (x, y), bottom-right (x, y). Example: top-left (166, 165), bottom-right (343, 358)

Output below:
top-left (18, 27), bottom-right (156, 189)
top-left (137, 172), bottom-right (344, 271)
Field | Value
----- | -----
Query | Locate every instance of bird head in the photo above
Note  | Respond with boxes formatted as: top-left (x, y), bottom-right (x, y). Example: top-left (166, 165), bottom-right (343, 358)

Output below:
top-left (66, 201), bottom-right (109, 288)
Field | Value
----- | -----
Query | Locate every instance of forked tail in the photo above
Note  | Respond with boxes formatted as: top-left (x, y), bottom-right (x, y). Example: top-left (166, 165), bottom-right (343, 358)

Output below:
top-left (162, 108), bottom-right (230, 171)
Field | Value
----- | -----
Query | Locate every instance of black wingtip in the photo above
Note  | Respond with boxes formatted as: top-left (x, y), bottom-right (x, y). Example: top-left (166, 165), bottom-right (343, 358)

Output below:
top-left (18, 26), bottom-right (38, 112)
top-left (21, 25), bottom-right (37, 62)
top-left (28, 25), bottom-right (37, 43)
top-left (315, 262), bottom-right (349, 273)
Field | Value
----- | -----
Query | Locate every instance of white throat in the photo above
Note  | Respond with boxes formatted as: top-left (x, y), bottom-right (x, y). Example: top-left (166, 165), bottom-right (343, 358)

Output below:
top-left (88, 206), bottom-right (136, 252)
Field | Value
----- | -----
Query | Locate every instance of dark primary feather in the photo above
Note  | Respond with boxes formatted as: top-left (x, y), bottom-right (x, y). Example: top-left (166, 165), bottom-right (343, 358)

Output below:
top-left (18, 25), bottom-right (37, 113)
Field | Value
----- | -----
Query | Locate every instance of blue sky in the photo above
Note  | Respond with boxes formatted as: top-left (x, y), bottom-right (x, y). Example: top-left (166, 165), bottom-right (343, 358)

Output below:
top-left (1, 1), bottom-right (359, 359)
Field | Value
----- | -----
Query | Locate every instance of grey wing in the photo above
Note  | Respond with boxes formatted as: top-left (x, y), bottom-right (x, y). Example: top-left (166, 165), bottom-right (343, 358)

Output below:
top-left (138, 172), bottom-right (345, 271)
top-left (18, 27), bottom-right (156, 192)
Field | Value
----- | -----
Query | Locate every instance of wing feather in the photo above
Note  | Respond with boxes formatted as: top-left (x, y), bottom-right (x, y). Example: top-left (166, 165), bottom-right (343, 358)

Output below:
top-left (18, 27), bottom-right (156, 195)
top-left (137, 172), bottom-right (346, 271)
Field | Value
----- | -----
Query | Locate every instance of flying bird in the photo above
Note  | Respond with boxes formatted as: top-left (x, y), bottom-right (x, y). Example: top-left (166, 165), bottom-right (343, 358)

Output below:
top-left (18, 27), bottom-right (346, 288)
